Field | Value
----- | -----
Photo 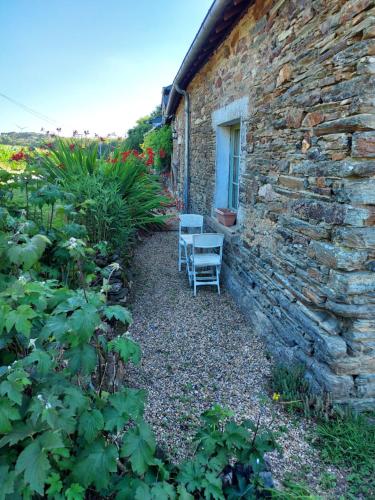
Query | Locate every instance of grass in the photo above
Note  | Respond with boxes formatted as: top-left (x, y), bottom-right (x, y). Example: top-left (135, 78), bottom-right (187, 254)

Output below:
top-left (271, 477), bottom-right (320, 499)
top-left (270, 363), bottom-right (375, 498)
top-left (316, 413), bottom-right (375, 497)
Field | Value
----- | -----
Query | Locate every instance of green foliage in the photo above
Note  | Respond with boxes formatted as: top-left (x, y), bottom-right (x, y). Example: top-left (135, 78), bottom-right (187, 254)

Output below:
top-left (41, 139), bottom-right (168, 252)
top-left (143, 125), bottom-right (172, 172)
top-left (270, 478), bottom-right (319, 499)
top-left (270, 363), bottom-right (375, 498)
top-left (0, 148), bottom-right (279, 498)
top-left (270, 363), bottom-right (333, 420)
top-left (124, 115), bottom-right (154, 152)
top-left (0, 132), bottom-right (47, 148)
top-left (315, 413), bottom-right (375, 497)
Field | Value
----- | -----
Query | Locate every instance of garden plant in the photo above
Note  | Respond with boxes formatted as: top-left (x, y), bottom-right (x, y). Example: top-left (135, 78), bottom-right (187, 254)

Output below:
top-left (0, 139), bottom-right (278, 499)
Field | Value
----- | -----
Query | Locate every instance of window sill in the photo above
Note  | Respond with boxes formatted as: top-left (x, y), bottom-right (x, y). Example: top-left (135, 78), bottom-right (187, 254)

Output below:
top-left (206, 215), bottom-right (240, 242)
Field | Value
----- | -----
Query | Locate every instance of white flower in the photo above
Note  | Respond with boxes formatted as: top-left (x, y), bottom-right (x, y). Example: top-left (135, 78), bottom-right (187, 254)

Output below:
top-left (45, 402), bottom-right (52, 409)
top-left (28, 338), bottom-right (37, 349)
top-left (37, 394), bottom-right (43, 401)
top-left (109, 262), bottom-right (120, 271)
top-left (68, 237), bottom-right (78, 249)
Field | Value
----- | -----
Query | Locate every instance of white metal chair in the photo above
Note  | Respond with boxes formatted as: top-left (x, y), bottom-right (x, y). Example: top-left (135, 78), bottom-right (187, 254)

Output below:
top-left (178, 214), bottom-right (203, 272)
top-left (191, 233), bottom-right (224, 296)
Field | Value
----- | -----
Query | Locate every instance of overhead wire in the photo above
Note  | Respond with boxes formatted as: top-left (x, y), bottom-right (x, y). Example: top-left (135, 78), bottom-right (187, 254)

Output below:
top-left (0, 91), bottom-right (58, 126)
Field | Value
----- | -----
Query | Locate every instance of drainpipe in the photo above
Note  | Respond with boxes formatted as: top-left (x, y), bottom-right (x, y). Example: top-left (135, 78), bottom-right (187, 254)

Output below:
top-left (174, 83), bottom-right (190, 213)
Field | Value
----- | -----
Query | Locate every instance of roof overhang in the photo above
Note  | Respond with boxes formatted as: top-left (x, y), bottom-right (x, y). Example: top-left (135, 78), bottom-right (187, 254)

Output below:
top-left (165, 0), bottom-right (253, 119)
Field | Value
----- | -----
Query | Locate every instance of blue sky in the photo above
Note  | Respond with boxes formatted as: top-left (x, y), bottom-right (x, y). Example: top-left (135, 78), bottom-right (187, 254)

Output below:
top-left (0, 0), bottom-right (212, 137)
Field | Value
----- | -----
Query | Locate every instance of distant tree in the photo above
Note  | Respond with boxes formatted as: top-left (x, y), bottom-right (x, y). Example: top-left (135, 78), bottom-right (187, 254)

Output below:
top-left (124, 106), bottom-right (162, 152)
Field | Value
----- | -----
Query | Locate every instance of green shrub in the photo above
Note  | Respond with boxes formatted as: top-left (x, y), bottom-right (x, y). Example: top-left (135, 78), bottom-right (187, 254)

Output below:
top-left (143, 125), bottom-right (172, 172)
top-left (41, 139), bottom-right (168, 252)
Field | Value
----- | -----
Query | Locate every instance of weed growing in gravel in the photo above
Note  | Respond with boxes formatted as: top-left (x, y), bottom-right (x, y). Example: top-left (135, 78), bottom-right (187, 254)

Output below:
top-left (315, 413), bottom-right (375, 497)
top-left (319, 471), bottom-right (337, 491)
top-left (271, 477), bottom-right (319, 499)
top-left (269, 363), bottom-right (333, 420)
top-left (270, 363), bottom-right (375, 498)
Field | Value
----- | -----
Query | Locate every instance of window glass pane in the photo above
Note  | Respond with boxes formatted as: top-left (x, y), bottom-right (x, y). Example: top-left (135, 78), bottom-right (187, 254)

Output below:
top-left (232, 184), bottom-right (238, 209)
top-left (233, 156), bottom-right (239, 183)
top-left (228, 125), bottom-right (240, 211)
top-left (233, 128), bottom-right (240, 156)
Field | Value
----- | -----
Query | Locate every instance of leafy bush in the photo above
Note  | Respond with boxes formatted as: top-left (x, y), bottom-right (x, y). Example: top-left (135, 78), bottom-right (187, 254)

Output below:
top-left (143, 125), bottom-right (172, 172)
top-left (40, 140), bottom-right (168, 251)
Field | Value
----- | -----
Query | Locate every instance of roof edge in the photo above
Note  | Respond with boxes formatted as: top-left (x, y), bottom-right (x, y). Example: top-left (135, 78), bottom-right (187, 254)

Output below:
top-left (165, 0), bottom-right (252, 119)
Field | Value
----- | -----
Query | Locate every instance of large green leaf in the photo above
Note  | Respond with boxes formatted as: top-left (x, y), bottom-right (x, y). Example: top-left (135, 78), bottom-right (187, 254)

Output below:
top-left (5, 304), bottom-right (38, 337)
top-left (15, 440), bottom-right (51, 495)
top-left (78, 410), bottom-right (104, 443)
top-left (150, 482), bottom-right (176, 499)
top-left (68, 304), bottom-right (101, 343)
top-left (65, 344), bottom-right (97, 375)
top-left (201, 471), bottom-right (224, 500)
top-left (104, 389), bottom-right (145, 432)
top-left (0, 397), bottom-right (21, 433)
top-left (0, 421), bottom-right (43, 447)
top-left (102, 305), bottom-right (132, 325)
top-left (24, 350), bottom-right (53, 377)
top-left (7, 234), bottom-right (50, 270)
top-left (177, 461), bottom-right (205, 494)
top-left (108, 336), bottom-right (141, 365)
top-left (65, 483), bottom-right (85, 500)
top-left (0, 368), bottom-right (31, 405)
top-left (0, 465), bottom-right (15, 500)
top-left (73, 439), bottom-right (118, 490)
top-left (121, 421), bottom-right (156, 475)
top-left (42, 314), bottom-right (70, 340)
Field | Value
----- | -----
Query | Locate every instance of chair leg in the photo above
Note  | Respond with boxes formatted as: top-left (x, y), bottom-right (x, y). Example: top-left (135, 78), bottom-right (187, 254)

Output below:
top-left (193, 270), bottom-right (197, 296)
top-left (184, 244), bottom-right (190, 281)
top-left (178, 243), bottom-right (181, 271)
top-left (216, 266), bottom-right (220, 295)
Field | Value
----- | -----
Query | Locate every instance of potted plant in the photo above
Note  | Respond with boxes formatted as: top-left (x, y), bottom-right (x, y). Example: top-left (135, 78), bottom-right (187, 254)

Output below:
top-left (215, 208), bottom-right (237, 227)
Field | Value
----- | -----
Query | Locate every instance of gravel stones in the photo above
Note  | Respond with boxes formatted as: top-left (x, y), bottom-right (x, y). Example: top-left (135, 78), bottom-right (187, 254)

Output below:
top-left (125, 231), bottom-right (347, 494)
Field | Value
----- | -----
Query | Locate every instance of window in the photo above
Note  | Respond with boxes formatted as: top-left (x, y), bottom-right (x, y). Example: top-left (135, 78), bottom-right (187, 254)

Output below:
top-left (228, 125), bottom-right (240, 210)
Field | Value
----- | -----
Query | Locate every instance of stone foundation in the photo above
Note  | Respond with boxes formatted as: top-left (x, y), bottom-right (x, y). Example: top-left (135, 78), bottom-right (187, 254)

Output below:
top-left (171, 0), bottom-right (375, 409)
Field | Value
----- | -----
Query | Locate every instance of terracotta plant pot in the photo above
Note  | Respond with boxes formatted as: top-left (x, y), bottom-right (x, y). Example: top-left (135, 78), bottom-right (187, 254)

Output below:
top-left (215, 208), bottom-right (237, 227)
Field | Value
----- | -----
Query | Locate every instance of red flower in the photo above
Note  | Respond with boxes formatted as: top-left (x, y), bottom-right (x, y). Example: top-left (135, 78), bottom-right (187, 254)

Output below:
top-left (159, 148), bottom-right (166, 159)
top-left (46, 142), bottom-right (53, 149)
top-left (69, 144), bottom-right (75, 151)
top-left (10, 150), bottom-right (27, 162)
top-left (121, 150), bottom-right (131, 162)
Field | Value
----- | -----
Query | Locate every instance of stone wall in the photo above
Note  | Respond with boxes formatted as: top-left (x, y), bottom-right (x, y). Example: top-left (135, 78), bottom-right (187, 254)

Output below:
top-left (172, 0), bottom-right (375, 410)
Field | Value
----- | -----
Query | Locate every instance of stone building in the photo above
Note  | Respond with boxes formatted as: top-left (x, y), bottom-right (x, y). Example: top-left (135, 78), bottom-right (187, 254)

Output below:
top-left (163, 0), bottom-right (375, 410)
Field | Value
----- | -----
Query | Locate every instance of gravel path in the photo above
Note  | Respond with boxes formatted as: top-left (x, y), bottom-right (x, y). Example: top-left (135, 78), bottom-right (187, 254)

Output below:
top-left (126, 230), bottom-right (346, 494)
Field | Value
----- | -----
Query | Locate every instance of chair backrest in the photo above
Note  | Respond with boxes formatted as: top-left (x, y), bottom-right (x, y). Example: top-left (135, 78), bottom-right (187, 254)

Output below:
top-left (192, 233), bottom-right (224, 250)
top-left (179, 214), bottom-right (203, 233)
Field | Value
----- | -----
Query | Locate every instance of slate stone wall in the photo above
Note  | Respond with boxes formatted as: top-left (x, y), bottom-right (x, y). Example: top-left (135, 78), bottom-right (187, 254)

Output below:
top-left (172, 0), bottom-right (375, 410)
